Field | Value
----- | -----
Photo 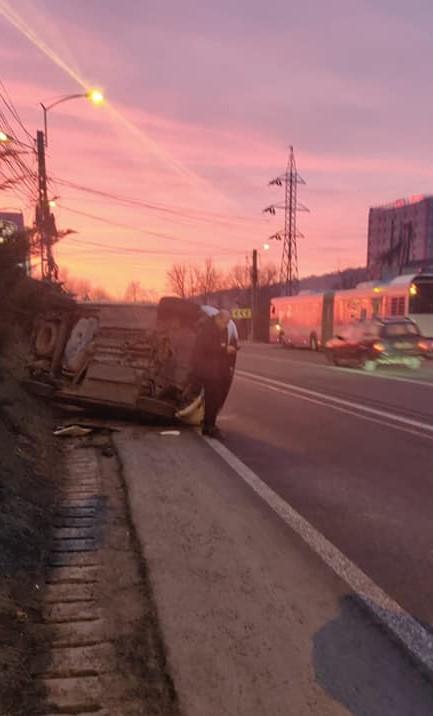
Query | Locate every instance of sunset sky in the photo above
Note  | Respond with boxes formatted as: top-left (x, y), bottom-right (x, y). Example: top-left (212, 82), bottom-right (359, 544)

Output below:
top-left (1, 0), bottom-right (433, 296)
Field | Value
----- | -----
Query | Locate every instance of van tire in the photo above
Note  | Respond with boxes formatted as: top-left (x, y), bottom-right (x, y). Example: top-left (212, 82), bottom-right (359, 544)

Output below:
top-left (35, 321), bottom-right (58, 358)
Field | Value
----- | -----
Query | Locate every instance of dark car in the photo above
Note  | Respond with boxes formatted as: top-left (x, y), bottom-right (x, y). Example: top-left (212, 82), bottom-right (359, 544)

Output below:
top-left (325, 318), bottom-right (424, 371)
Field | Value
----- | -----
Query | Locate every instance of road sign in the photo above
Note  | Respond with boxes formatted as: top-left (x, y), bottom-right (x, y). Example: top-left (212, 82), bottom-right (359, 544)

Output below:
top-left (232, 307), bottom-right (252, 320)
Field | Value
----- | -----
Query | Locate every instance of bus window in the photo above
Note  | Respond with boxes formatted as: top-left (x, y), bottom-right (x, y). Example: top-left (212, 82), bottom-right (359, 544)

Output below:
top-left (390, 296), bottom-right (405, 316)
top-left (409, 282), bottom-right (433, 314)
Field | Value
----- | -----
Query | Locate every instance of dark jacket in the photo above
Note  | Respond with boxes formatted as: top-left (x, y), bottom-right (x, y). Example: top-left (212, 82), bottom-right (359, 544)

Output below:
top-left (193, 316), bottom-right (228, 382)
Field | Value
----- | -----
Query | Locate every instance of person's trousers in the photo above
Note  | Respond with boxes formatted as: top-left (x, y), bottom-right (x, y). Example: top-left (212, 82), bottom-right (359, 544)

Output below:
top-left (202, 378), bottom-right (221, 429)
top-left (218, 367), bottom-right (234, 412)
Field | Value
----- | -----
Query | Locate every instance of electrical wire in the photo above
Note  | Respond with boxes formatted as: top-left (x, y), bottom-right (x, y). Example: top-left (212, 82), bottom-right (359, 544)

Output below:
top-left (0, 79), bottom-right (34, 141)
top-left (53, 177), bottom-right (267, 229)
top-left (57, 204), bottom-right (250, 255)
top-left (0, 83), bottom-right (37, 207)
top-left (61, 235), bottom-right (246, 259)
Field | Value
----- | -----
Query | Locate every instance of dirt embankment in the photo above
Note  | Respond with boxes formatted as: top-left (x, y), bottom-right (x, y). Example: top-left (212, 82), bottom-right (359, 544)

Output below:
top-left (0, 277), bottom-right (62, 715)
top-left (0, 277), bottom-right (182, 716)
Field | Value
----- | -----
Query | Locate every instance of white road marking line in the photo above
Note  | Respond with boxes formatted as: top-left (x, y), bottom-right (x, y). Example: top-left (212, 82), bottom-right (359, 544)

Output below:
top-left (237, 370), bottom-right (433, 435)
top-left (237, 375), bottom-right (433, 442)
top-left (203, 435), bottom-right (433, 676)
top-left (240, 350), bottom-right (433, 388)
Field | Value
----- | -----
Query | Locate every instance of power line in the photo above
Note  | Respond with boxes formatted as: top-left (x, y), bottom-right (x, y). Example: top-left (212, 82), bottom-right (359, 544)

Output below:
top-left (65, 237), bottom-right (196, 257)
top-left (57, 203), bottom-right (250, 255)
top-left (53, 176), bottom-right (266, 229)
top-left (0, 150), bottom-right (37, 203)
top-left (0, 79), bottom-right (34, 141)
top-left (62, 236), bottom-right (245, 259)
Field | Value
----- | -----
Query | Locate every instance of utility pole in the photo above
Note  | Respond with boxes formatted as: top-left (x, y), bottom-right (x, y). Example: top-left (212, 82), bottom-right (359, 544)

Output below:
top-left (264, 146), bottom-right (309, 296)
top-left (251, 248), bottom-right (258, 341)
top-left (36, 129), bottom-right (58, 281)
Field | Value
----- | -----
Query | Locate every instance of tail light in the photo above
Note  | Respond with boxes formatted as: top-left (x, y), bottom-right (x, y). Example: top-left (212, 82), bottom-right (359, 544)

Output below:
top-left (418, 340), bottom-right (429, 352)
top-left (372, 341), bottom-right (385, 353)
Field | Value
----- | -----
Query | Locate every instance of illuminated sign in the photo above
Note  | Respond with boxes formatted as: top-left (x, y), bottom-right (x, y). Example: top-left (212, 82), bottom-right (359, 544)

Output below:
top-left (232, 307), bottom-right (252, 319)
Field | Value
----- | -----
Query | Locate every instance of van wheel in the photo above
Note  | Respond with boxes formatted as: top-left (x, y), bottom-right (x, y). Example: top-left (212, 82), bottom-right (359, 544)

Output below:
top-left (35, 321), bottom-right (58, 358)
top-left (310, 333), bottom-right (319, 351)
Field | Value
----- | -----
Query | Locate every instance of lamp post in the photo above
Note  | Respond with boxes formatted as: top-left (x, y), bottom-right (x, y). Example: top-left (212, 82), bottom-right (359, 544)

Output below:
top-left (41, 88), bottom-right (104, 147)
top-left (1, 90), bottom-right (104, 281)
top-left (36, 88), bottom-right (104, 280)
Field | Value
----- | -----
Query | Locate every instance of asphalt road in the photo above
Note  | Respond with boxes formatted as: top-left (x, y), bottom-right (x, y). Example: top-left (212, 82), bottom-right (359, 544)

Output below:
top-left (221, 344), bottom-right (433, 626)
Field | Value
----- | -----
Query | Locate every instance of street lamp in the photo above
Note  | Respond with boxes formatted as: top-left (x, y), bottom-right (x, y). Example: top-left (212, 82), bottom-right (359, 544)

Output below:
top-left (41, 88), bottom-right (105, 146)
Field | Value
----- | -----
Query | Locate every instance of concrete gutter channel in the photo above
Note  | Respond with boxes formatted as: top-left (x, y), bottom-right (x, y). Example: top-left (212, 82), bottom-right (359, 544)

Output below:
top-left (31, 425), bottom-right (433, 715)
top-left (31, 434), bottom-right (180, 716)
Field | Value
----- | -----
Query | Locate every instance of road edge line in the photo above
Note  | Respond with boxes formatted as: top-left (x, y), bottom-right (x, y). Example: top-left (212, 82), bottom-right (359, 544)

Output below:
top-left (203, 435), bottom-right (433, 678)
top-left (237, 369), bottom-right (433, 433)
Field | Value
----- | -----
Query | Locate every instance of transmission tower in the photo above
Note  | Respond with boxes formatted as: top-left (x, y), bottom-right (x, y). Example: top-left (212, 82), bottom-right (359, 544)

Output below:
top-left (264, 146), bottom-right (308, 295)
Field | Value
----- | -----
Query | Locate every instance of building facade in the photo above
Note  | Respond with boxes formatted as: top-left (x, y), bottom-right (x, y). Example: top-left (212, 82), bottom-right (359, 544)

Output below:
top-left (367, 195), bottom-right (433, 279)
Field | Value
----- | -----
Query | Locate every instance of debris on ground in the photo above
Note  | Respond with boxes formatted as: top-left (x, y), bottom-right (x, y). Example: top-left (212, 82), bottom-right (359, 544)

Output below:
top-left (53, 424), bottom-right (94, 437)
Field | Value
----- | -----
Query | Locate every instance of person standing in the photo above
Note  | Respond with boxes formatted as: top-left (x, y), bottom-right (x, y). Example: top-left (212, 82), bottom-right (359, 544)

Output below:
top-left (193, 309), bottom-right (231, 438)
top-left (218, 319), bottom-right (239, 413)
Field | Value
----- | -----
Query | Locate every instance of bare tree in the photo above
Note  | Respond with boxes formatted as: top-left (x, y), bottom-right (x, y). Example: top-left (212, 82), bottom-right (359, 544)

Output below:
top-left (259, 262), bottom-right (278, 287)
top-left (124, 281), bottom-right (141, 302)
top-left (167, 263), bottom-right (188, 298)
top-left (225, 263), bottom-right (251, 291)
top-left (91, 286), bottom-right (112, 301)
top-left (193, 258), bottom-right (224, 302)
top-left (124, 281), bottom-right (158, 303)
top-left (167, 259), bottom-right (225, 300)
top-left (59, 268), bottom-right (113, 302)
top-left (186, 266), bottom-right (199, 298)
